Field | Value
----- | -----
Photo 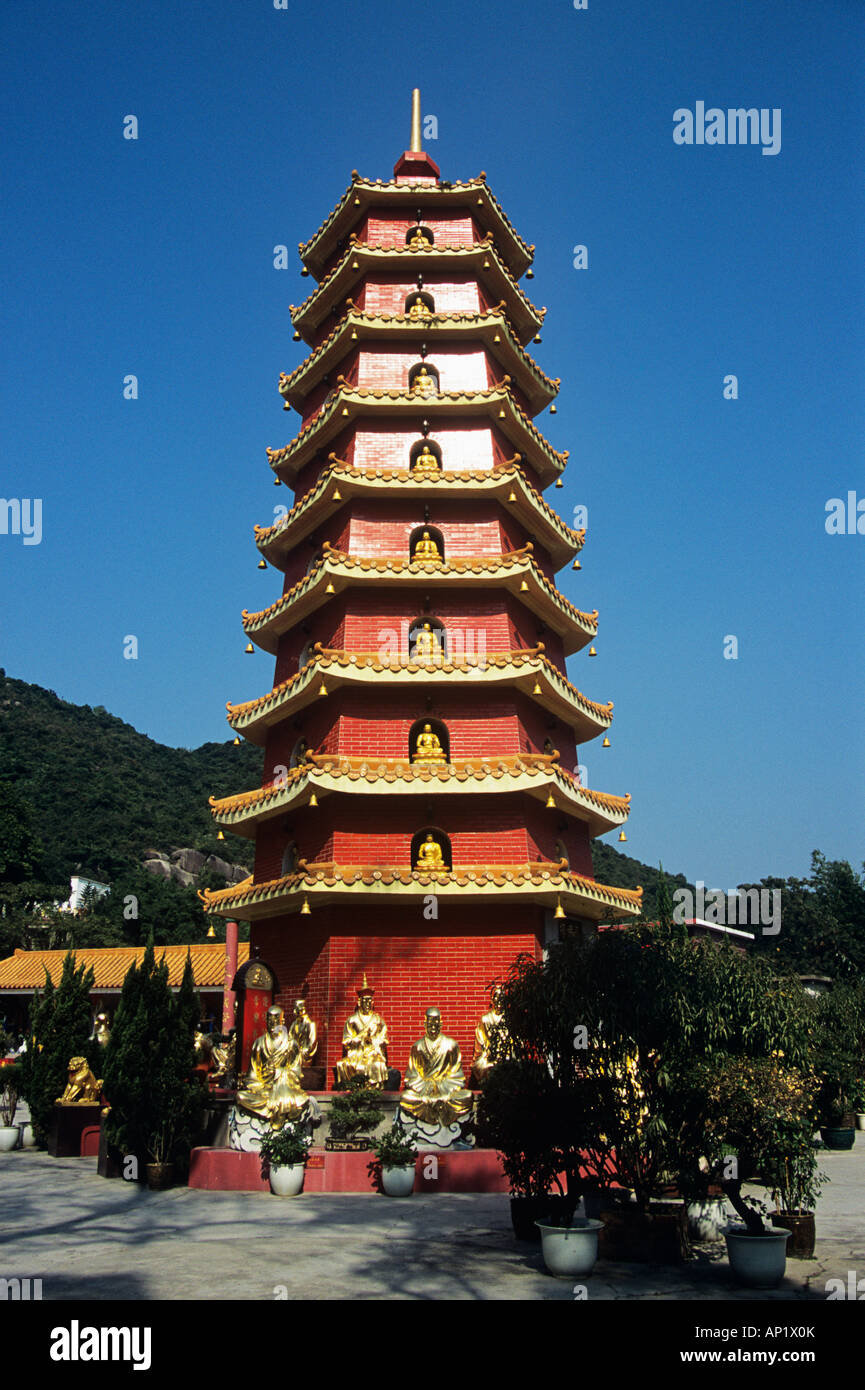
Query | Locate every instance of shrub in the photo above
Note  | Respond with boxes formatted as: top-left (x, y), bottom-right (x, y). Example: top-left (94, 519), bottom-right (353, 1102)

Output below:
top-left (18, 953), bottom-right (96, 1143)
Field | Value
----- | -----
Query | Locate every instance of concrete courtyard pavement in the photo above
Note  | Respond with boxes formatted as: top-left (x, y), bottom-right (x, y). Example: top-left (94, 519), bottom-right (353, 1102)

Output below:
top-left (1, 1146), bottom-right (863, 1301)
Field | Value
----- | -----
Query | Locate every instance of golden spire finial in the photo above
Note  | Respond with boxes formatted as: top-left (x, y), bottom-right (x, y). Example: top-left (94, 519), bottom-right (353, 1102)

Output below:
top-left (362, 971), bottom-right (369, 990)
top-left (410, 88), bottom-right (422, 153)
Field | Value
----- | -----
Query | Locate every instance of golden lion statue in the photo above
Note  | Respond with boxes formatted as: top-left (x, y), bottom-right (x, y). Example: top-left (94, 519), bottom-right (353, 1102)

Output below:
top-left (57, 1056), bottom-right (102, 1104)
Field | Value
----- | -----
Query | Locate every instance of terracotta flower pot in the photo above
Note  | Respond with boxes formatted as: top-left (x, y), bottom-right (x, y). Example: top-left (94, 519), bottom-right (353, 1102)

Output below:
top-left (771, 1211), bottom-right (816, 1260)
top-left (145, 1162), bottom-right (175, 1190)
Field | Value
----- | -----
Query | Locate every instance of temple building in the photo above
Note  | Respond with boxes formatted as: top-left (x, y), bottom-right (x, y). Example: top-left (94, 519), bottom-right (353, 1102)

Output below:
top-left (202, 93), bottom-right (641, 1084)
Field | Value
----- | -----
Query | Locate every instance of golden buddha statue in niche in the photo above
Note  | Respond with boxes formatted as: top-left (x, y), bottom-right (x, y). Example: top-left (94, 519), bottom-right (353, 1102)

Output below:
top-left (470, 986), bottom-right (511, 1085)
top-left (288, 998), bottom-right (318, 1065)
top-left (407, 295), bottom-right (432, 321)
top-left (407, 227), bottom-right (433, 250)
top-left (335, 977), bottom-right (389, 1088)
top-left (412, 528), bottom-right (442, 562)
top-left (413, 723), bottom-right (447, 764)
top-left (236, 1005), bottom-right (311, 1124)
top-left (410, 365), bottom-right (436, 397)
top-left (400, 1008), bottom-right (473, 1127)
top-left (415, 832), bottom-right (446, 871)
top-left (412, 621), bottom-right (442, 661)
top-left (412, 442), bottom-right (440, 473)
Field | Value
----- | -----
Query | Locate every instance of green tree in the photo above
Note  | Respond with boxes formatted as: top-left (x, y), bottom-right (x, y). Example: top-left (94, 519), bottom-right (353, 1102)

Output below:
top-left (19, 953), bottom-right (96, 1143)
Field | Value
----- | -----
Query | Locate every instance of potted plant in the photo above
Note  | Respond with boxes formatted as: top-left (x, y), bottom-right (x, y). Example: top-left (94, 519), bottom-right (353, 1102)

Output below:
top-left (812, 984), bottom-right (865, 1150)
top-left (326, 1077), bottom-right (384, 1150)
top-left (701, 1058), bottom-right (818, 1287)
top-left (0, 1065), bottom-right (21, 1152)
top-left (260, 1121), bottom-right (311, 1195)
top-left (369, 1122), bottom-right (417, 1196)
top-left (766, 1144), bottom-right (828, 1259)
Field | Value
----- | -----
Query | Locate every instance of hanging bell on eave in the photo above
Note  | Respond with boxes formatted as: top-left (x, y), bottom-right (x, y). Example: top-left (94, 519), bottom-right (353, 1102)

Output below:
top-left (532, 681), bottom-right (542, 695)
top-left (217, 830), bottom-right (225, 841)
top-left (258, 559), bottom-right (267, 569)
top-left (619, 830), bottom-right (627, 842)
top-left (545, 792), bottom-right (556, 809)
top-left (572, 558), bottom-right (581, 570)
top-left (602, 736), bottom-right (611, 748)
top-left (233, 737), bottom-right (241, 746)
top-left (318, 682), bottom-right (328, 697)
top-left (206, 922), bottom-right (216, 938)
top-left (554, 897), bottom-right (566, 920)
top-left (300, 896), bottom-right (311, 916)
top-left (245, 643), bottom-right (255, 654)
top-left (588, 646), bottom-right (597, 657)
top-left (555, 477), bottom-right (563, 488)
top-left (309, 792), bottom-right (318, 807)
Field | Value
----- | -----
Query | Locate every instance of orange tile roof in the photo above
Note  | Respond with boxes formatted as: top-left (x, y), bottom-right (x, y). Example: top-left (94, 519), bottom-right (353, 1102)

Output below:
top-left (0, 943), bottom-right (250, 992)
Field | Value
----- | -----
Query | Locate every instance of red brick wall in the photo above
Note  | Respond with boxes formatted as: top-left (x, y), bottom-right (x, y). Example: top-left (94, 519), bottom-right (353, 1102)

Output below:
top-left (251, 902), bottom-right (543, 1083)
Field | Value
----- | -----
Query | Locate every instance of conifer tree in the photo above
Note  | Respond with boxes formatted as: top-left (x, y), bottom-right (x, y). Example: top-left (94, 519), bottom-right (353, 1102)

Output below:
top-left (19, 953), bottom-right (95, 1143)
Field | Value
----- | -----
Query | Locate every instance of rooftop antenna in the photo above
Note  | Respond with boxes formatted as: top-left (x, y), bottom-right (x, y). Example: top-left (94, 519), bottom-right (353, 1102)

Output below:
top-left (410, 88), bottom-right (422, 153)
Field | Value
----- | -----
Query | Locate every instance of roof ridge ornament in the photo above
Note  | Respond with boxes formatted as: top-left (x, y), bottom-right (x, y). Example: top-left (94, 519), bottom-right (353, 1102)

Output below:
top-left (410, 88), bottom-right (422, 153)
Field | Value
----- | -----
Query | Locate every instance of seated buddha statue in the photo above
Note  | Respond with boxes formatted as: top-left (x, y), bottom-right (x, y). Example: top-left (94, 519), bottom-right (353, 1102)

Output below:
top-left (407, 227), bottom-right (433, 250)
top-left (412, 442), bottom-right (440, 474)
top-left (412, 622), bottom-right (442, 662)
top-left (470, 986), bottom-right (511, 1086)
top-left (413, 723), bottom-right (447, 764)
top-left (410, 365), bottom-right (436, 397)
top-left (412, 529), bottom-right (442, 562)
top-left (236, 1006), bottom-right (311, 1125)
top-left (415, 833), bottom-right (446, 871)
top-left (400, 1008), bottom-right (473, 1128)
top-left (335, 979), bottom-right (389, 1088)
top-left (407, 295), bottom-right (432, 321)
top-left (288, 998), bottom-right (317, 1065)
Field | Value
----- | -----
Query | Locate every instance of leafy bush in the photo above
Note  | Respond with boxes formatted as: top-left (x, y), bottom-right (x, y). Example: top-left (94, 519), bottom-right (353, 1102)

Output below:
top-left (327, 1076), bottom-right (385, 1140)
top-left (259, 1121), bottom-right (311, 1170)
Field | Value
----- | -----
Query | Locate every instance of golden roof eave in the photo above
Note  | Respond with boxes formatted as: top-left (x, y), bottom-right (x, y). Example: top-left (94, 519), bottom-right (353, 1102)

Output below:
top-left (299, 175), bottom-right (534, 279)
top-left (267, 384), bottom-right (566, 488)
top-left (210, 754), bottom-right (631, 840)
top-left (226, 645), bottom-right (613, 747)
top-left (200, 862), bottom-right (642, 923)
top-left (290, 240), bottom-right (543, 342)
top-left (279, 307), bottom-right (558, 415)
top-left (256, 460), bottom-right (583, 570)
top-left (242, 544), bottom-right (597, 656)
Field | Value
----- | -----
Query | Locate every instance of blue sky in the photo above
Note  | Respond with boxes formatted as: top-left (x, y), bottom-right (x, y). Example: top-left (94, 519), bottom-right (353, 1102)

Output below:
top-left (2, 0), bottom-right (862, 889)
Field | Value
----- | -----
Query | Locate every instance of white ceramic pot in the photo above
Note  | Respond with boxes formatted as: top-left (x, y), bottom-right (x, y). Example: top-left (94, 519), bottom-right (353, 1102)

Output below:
top-left (269, 1163), bottom-right (305, 1196)
top-left (382, 1164), bottom-right (416, 1197)
top-left (687, 1198), bottom-right (729, 1242)
top-left (535, 1219), bottom-right (603, 1277)
top-left (0, 1126), bottom-right (20, 1153)
top-left (856, 1114), bottom-right (865, 1132)
top-left (725, 1225), bottom-right (790, 1288)
top-left (19, 1123), bottom-right (35, 1149)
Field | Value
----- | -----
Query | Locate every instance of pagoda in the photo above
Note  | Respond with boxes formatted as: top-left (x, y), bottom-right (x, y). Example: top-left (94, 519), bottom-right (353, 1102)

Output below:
top-left (203, 93), bottom-right (642, 1084)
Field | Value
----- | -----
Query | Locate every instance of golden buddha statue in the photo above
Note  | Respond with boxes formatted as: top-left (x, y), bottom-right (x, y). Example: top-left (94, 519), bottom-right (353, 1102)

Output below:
top-left (193, 1028), bottom-right (214, 1068)
top-left (400, 1008), bottom-right (473, 1127)
top-left (412, 442), bottom-right (440, 473)
top-left (93, 1012), bottom-right (111, 1047)
top-left (470, 986), bottom-right (511, 1086)
top-left (236, 1006), bottom-right (311, 1124)
top-left (412, 622), bottom-right (442, 661)
top-left (413, 723), bottom-right (447, 764)
top-left (210, 1032), bottom-right (236, 1085)
top-left (407, 227), bottom-right (433, 250)
top-left (407, 295), bottom-right (432, 321)
top-left (335, 978), bottom-right (389, 1088)
top-left (415, 832), bottom-right (446, 870)
top-left (412, 529), bottom-right (442, 562)
top-left (288, 998), bottom-right (318, 1065)
top-left (410, 365), bottom-right (436, 397)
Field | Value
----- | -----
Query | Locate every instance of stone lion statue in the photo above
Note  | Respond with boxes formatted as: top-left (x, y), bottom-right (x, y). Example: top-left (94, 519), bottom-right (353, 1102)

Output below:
top-left (57, 1056), bottom-right (102, 1104)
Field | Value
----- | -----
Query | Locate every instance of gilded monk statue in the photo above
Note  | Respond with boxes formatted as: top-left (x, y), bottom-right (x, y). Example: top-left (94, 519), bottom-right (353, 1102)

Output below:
top-left (288, 998), bottom-right (318, 1065)
top-left (236, 1005), bottom-right (311, 1124)
top-left (400, 1007), bottom-right (473, 1128)
top-left (470, 986), bottom-right (510, 1085)
top-left (335, 977), bottom-right (389, 1088)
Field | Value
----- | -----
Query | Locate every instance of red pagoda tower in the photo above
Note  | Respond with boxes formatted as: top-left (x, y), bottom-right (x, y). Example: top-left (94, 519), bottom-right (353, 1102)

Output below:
top-left (204, 94), bottom-right (642, 1083)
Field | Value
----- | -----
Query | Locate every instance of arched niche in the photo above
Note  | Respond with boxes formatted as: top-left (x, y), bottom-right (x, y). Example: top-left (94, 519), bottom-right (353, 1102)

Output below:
top-left (410, 827), bottom-right (452, 871)
top-left (281, 841), bottom-right (300, 875)
top-left (409, 437), bottom-right (442, 472)
top-left (405, 224), bottom-right (434, 249)
top-left (408, 616), bottom-right (447, 662)
top-left (554, 839), bottom-right (570, 870)
top-left (408, 716), bottom-right (450, 764)
top-left (408, 361), bottom-right (439, 396)
top-left (297, 641), bottom-right (313, 673)
top-left (409, 524), bottom-right (444, 562)
top-left (405, 289), bottom-right (435, 319)
top-left (305, 548), bottom-right (323, 576)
